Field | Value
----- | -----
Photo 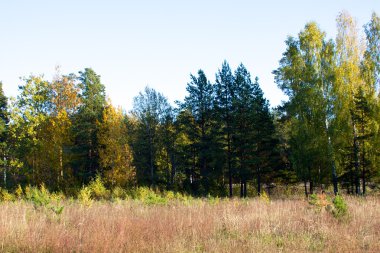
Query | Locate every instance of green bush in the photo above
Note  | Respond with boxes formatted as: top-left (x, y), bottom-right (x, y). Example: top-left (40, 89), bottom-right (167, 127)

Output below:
top-left (133, 187), bottom-right (167, 205)
top-left (88, 176), bottom-right (110, 200)
top-left (0, 188), bottom-right (16, 202)
top-left (78, 186), bottom-right (93, 207)
top-left (111, 186), bottom-right (128, 200)
top-left (20, 185), bottom-right (65, 217)
top-left (207, 194), bottom-right (221, 205)
top-left (15, 185), bottom-right (23, 200)
top-left (308, 193), bottom-right (319, 206)
top-left (164, 190), bottom-right (176, 201)
top-left (308, 193), bottom-right (331, 211)
top-left (332, 195), bottom-right (348, 218)
top-left (25, 184), bottom-right (51, 208)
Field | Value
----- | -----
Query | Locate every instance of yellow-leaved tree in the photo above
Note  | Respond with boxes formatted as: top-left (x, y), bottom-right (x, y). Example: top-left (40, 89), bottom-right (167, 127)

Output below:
top-left (98, 102), bottom-right (135, 187)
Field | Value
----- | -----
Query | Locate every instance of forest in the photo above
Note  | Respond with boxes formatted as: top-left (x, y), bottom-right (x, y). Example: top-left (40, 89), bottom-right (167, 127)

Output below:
top-left (0, 11), bottom-right (379, 198)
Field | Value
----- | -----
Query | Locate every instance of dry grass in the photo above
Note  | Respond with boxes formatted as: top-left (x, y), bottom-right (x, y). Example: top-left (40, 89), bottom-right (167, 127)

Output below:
top-left (0, 196), bottom-right (379, 252)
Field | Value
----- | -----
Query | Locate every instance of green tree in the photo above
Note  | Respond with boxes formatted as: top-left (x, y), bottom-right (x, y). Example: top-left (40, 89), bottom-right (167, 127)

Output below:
top-left (273, 23), bottom-right (332, 196)
top-left (130, 87), bottom-right (172, 187)
top-left (334, 11), bottom-right (365, 194)
top-left (8, 76), bottom-right (50, 185)
top-left (180, 70), bottom-right (223, 195)
top-left (72, 68), bottom-right (106, 184)
top-left (0, 82), bottom-right (9, 188)
top-left (358, 12), bottom-right (380, 193)
top-left (214, 61), bottom-right (236, 197)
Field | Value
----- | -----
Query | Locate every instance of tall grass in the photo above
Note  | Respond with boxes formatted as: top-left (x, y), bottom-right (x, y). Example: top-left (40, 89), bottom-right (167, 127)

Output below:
top-left (0, 196), bottom-right (379, 252)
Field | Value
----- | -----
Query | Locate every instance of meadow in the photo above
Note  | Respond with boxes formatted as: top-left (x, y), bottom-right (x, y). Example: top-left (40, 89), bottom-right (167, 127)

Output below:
top-left (0, 186), bottom-right (379, 252)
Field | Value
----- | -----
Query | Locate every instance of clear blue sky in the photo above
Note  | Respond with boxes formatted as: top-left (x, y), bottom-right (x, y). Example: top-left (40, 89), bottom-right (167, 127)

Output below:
top-left (0, 1), bottom-right (379, 110)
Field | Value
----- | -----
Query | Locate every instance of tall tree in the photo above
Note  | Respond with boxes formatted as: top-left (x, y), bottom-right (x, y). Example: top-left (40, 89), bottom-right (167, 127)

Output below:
top-left (251, 77), bottom-right (278, 196)
top-left (214, 61), bottom-right (236, 197)
top-left (181, 70), bottom-right (222, 194)
top-left (273, 23), bottom-right (332, 196)
top-left (72, 68), bottom-right (106, 184)
top-left (98, 102), bottom-right (135, 187)
top-left (334, 11), bottom-right (364, 194)
top-left (47, 70), bottom-right (81, 188)
top-left (8, 76), bottom-right (50, 185)
top-left (0, 82), bottom-right (8, 188)
top-left (130, 87), bottom-right (172, 187)
top-left (359, 12), bottom-right (380, 193)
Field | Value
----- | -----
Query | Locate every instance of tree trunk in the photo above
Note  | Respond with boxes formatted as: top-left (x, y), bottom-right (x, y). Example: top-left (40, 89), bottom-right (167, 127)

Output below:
top-left (353, 125), bottom-right (360, 195)
top-left (200, 119), bottom-right (207, 190)
top-left (3, 155), bottom-right (6, 188)
top-left (361, 117), bottom-right (366, 195)
top-left (59, 146), bottom-right (63, 187)
top-left (243, 180), bottom-right (247, 198)
top-left (227, 131), bottom-right (232, 198)
top-left (309, 180), bottom-right (314, 195)
top-left (362, 167), bottom-right (366, 195)
top-left (325, 119), bottom-right (338, 195)
top-left (170, 153), bottom-right (176, 188)
top-left (304, 180), bottom-right (308, 198)
top-left (257, 168), bottom-right (261, 196)
top-left (148, 125), bottom-right (155, 188)
top-left (240, 180), bottom-right (244, 198)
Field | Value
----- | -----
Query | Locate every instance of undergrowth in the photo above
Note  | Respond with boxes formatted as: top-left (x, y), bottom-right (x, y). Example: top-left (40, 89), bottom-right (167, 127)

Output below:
top-left (308, 193), bottom-right (348, 220)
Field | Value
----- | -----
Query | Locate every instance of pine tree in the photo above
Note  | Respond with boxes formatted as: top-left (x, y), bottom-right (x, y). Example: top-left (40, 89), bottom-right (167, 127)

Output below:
top-left (232, 64), bottom-right (257, 196)
top-left (72, 68), bottom-right (106, 184)
top-left (181, 70), bottom-right (221, 194)
top-left (130, 87), bottom-right (172, 187)
top-left (214, 61), bottom-right (236, 197)
top-left (0, 82), bottom-right (8, 188)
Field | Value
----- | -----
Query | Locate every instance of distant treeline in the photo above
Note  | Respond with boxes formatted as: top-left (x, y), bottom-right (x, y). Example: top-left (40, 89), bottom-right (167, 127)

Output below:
top-left (0, 11), bottom-right (379, 197)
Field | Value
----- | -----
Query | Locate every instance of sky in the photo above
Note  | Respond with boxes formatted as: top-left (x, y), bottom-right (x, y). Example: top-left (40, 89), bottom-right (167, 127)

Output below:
top-left (0, 1), bottom-right (379, 111)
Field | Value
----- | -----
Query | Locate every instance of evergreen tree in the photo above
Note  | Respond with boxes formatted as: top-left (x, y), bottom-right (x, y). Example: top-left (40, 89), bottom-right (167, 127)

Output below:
top-left (181, 70), bottom-right (222, 194)
top-left (0, 82), bottom-right (8, 188)
top-left (232, 65), bottom-right (253, 196)
top-left (130, 87), bottom-right (172, 187)
top-left (214, 61), bottom-right (236, 197)
top-left (72, 68), bottom-right (106, 184)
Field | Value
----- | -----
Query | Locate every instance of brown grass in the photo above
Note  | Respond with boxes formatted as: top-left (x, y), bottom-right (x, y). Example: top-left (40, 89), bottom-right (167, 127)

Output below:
top-left (0, 197), bottom-right (379, 252)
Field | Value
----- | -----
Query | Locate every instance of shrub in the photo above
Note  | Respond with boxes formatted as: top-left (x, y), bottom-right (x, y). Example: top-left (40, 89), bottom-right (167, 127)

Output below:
top-left (15, 185), bottom-right (23, 199)
top-left (26, 184), bottom-right (51, 208)
top-left (88, 176), bottom-right (110, 200)
top-left (78, 186), bottom-right (93, 207)
top-left (308, 193), bottom-right (330, 211)
top-left (332, 195), bottom-right (348, 218)
top-left (111, 186), bottom-right (128, 200)
top-left (164, 190), bottom-right (176, 201)
top-left (133, 187), bottom-right (167, 205)
top-left (260, 191), bottom-right (270, 204)
top-left (0, 188), bottom-right (16, 202)
top-left (207, 194), bottom-right (221, 205)
top-left (20, 185), bottom-right (65, 218)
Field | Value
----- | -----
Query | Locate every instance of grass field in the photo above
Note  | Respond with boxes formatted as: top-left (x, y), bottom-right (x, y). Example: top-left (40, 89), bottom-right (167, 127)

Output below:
top-left (0, 195), bottom-right (379, 252)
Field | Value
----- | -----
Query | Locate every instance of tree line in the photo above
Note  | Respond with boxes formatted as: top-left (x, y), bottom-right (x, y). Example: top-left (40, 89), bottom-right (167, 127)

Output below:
top-left (0, 11), bottom-right (379, 197)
